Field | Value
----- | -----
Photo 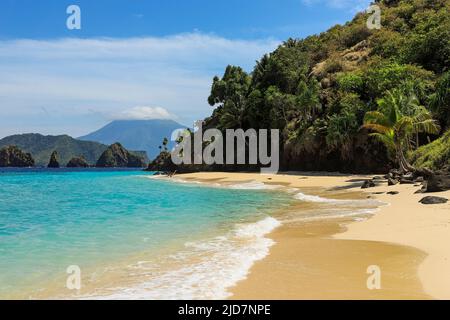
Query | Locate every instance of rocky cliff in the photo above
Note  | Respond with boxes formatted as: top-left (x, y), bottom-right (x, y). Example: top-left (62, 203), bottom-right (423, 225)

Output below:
top-left (96, 143), bottom-right (146, 168)
top-left (0, 146), bottom-right (35, 167)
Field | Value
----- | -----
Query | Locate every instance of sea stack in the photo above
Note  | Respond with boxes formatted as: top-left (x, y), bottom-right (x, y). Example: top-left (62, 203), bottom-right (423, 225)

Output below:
top-left (47, 151), bottom-right (60, 168)
top-left (66, 156), bottom-right (90, 168)
top-left (96, 143), bottom-right (146, 168)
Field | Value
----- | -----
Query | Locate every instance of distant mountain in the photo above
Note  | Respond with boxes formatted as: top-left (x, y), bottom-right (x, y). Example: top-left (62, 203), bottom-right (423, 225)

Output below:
top-left (0, 134), bottom-right (108, 166)
top-left (78, 120), bottom-right (185, 160)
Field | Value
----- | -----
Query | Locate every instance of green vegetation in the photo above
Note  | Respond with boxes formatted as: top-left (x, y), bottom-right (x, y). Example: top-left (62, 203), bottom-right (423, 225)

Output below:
top-left (363, 86), bottom-right (440, 172)
top-left (202, 0), bottom-right (450, 172)
top-left (411, 130), bottom-right (450, 170)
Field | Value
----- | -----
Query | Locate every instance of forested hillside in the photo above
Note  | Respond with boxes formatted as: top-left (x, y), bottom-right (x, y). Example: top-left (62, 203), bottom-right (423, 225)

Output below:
top-left (203, 0), bottom-right (449, 173)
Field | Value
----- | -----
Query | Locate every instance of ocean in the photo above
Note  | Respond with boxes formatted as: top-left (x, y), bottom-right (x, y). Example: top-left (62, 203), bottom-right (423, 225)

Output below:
top-left (0, 169), bottom-right (293, 299)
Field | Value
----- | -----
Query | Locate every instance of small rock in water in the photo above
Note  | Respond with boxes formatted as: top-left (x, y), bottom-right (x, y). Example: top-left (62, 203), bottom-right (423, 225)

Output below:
top-left (419, 196), bottom-right (448, 205)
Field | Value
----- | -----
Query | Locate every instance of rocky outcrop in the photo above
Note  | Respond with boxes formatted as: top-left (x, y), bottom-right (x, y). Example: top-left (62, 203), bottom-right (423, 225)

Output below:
top-left (47, 151), bottom-right (60, 168)
top-left (282, 128), bottom-right (392, 174)
top-left (388, 177), bottom-right (399, 186)
top-left (0, 145), bottom-right (35, 167)
top-left (66, 156), bottom-right (89, 168)
top-left (377, 167), bottom-right (450, 194)
top-left (146, 151), bottom-right (178, 172)
top-left (424, 171), bottom-right (450, 193)
top-left (96, 143), bottom-right (146, 168)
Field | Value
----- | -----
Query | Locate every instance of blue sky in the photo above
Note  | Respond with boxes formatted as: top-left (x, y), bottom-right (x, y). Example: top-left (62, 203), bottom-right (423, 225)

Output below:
top-left (0, 0), bottom-right (371, 138)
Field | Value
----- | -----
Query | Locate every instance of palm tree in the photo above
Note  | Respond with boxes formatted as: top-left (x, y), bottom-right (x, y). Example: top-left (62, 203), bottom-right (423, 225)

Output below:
top-left (218, 93), bottom-right (246, 129)
top-left (295, 79), bottom-right (321, 122)
top-left (283, 38), bottom-right (299, 48)
top-left (326, 110), bottom-right (359, 160)
top-left (363, 89), bottom-right (440, 173)
top-left (430, 71), bottom-right (450, 129)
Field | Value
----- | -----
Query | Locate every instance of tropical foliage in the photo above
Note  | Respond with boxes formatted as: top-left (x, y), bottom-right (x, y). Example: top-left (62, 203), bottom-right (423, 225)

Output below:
top-left (411, 130), bottom-right (450, 170)
top-left (363, 87), bottom-right (440, 172)
top-left (203, 0), bottom-right (450, 172)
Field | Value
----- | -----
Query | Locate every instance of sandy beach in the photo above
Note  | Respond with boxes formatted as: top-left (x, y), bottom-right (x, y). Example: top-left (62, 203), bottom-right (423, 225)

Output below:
top-left (177, 171), bottom-right (450, 300)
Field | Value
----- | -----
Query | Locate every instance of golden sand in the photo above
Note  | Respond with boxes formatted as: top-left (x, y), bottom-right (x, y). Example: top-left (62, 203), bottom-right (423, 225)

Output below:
top-left (178, 172), bottom-right (450, 300)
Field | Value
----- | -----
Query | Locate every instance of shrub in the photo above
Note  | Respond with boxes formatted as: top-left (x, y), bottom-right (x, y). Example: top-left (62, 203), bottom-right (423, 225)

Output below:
top-left (363, 61), bottom-right (434, 98)
top-left (337, 72), bottom-right (364, 93)
top-left (410, 130), bottom-right (450, 170)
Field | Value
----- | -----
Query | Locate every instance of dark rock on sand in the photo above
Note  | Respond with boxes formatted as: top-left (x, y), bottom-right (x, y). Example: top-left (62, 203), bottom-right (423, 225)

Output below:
top-left (403, 172), bottom-right (414, 180)
top-left (414, 176), bottom-right (425, 183)
top-left (425, 171), bottom-right (450, 193)
top-left (419, 196), bottom-right (448, 205)
top-left (388, 178), bottom-right (399, 186)
top-left (361, 180), bottom-right (376, 189)
top-left (387, 191), bottom-right (399, 195)
top-left (400, 178), bottom-right (415, 184)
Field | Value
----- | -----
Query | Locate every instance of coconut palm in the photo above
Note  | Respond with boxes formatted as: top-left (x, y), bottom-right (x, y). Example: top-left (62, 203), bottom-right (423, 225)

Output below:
top-left (363, 89), bottom-right (440, 173)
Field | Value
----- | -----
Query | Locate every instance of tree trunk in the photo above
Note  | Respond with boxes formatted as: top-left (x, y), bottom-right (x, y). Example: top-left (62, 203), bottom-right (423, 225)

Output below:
top-left (416, 131), bottom-right (419, 149)
top-left (396, 144), bottom-right (415, 173)
top-left (398, 147), bottom-right (415, 173)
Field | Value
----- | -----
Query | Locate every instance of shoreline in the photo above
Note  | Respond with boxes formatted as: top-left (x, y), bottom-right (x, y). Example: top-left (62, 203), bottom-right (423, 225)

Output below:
top-left (177, 171), bottom-right (450, 300)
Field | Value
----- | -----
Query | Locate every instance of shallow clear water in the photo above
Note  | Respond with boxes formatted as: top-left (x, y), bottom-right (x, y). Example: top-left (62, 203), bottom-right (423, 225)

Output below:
top-left (0, 169), bottom-right (291, 299)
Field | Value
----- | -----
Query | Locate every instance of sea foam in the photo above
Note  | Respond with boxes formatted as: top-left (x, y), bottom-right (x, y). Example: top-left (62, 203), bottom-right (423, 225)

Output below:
top-left (227, 181), bottom-right (282, 190)
top-left (85, 216), bottom-right (281, 300)
top-left (294, 191), bottom-right (384, 207)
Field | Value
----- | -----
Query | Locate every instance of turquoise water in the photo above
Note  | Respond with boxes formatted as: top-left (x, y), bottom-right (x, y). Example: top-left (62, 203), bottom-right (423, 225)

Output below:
top-left (0, 169), bottom-right (290, 299)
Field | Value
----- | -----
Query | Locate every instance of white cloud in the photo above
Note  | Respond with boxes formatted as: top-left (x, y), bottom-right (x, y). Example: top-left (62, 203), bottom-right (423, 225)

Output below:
top-left (0, 33), bottom-right (280, 137)
top-left (114, 106), bottom-right (174, 120)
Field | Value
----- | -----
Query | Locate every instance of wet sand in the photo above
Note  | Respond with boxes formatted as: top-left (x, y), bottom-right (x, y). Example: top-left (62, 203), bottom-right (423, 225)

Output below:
top-left (179, 171), bottom-right (450, 300)
top-left (231, 219), bottom-right (429, 300)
